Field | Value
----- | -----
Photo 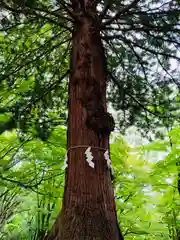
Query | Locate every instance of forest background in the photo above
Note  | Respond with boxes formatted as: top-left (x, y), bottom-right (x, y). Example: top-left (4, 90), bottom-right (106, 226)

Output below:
top-left (0, 0), bottom-right (180, 239)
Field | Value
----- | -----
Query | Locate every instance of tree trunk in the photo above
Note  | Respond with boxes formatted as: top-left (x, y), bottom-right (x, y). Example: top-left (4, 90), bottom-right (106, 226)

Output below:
top-left (46, 1), bottom-right (123, 239)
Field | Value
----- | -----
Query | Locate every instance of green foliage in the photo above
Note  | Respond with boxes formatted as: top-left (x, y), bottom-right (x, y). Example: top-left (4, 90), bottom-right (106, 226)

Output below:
top-left (0, 0), bottom-right (180, 138)
top-left (0, 126), bottom-right (66, 239)
top-left (109, 126), bottom-right (180, 239)
top-left (0, 125), bottom-right (180, 239)
top-left (0, 11), bottom-right (69, 140)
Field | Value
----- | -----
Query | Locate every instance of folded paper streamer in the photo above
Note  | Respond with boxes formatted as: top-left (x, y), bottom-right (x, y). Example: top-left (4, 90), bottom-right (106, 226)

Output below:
top-left (62, 152), bottom-right (68, 170)
top-left (104, 150), bottom-right (111, 168)
top-left (61, 145), bottom-right (113, 170)
top-left (104, 150), bottom-right (114, 176)
top-left (85, 147), bottom-right (95, 168)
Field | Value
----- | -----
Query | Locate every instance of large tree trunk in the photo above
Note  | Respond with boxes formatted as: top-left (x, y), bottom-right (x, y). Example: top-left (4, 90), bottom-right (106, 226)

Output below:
top-left (46, 1), bottom-right (123, 239)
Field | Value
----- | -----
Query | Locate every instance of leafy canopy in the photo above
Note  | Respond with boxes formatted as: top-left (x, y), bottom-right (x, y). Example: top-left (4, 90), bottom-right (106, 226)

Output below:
top-left (0, 0), bottom-right (179, 139)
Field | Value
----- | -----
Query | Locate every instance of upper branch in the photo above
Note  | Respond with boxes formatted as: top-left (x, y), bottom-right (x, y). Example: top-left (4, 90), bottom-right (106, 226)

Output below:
top-left (108, 71), bottom-right (170, 119)
top-left (102, 0), bottom-right (141, 27)
top-left (99, 0), bottom-right (112, 20)
top-left (103, 34), bottom-right (180, 62)
top-left (0, 2), bottom-right (72, 31)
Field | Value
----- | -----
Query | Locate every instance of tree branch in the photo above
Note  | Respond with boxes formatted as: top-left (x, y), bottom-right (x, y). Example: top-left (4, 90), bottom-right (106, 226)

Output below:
top-left (105, 34), bottom-right (180, 62)
top-left (1, 36), bottom-right (71, 82)
top-left (0, 2), bottom-right (72, 31)
top-left (102, 0), bottom-right (141, 28)
top-left (127, 9), bottom-right (180, 17)
top-left (99, 0), bottom-right (112, 20)
top-left (108, 71), bottom-right (170, 119)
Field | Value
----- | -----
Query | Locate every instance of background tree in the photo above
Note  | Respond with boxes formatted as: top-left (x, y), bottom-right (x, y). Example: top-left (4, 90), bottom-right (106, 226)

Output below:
top-left (0, 0), bottom-right (180, 239)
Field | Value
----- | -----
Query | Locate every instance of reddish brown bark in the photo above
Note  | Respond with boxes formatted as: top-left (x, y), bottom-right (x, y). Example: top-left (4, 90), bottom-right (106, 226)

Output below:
top-left (46, 1), bottom-right (123, 240)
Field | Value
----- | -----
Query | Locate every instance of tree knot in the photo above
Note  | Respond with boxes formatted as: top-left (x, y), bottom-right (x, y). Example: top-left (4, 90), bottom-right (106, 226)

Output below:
top-left (86, 110), bottom-right (115, 136)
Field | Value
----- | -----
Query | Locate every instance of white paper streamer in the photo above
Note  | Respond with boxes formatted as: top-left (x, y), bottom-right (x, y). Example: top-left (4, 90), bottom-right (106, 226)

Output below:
top-left (61, 152), bottom-right (68, 170)
top-left (85, 147), bottom-right (95, 168)
top-left (104, 149), bottom-right (114, 176)
top-left (104, 150), bottom-right (112, 168)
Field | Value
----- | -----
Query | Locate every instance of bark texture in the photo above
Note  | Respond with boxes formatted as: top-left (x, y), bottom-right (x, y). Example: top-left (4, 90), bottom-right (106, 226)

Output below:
top-left (46, 1), bottom-right (123, 239)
